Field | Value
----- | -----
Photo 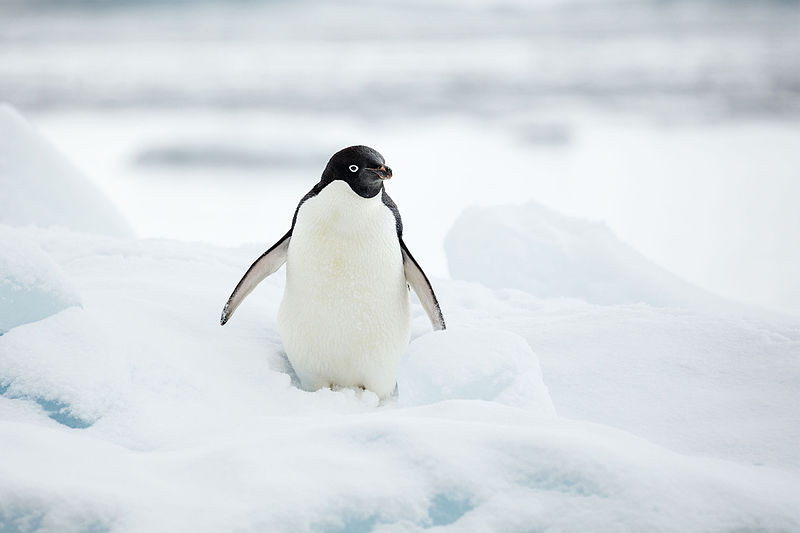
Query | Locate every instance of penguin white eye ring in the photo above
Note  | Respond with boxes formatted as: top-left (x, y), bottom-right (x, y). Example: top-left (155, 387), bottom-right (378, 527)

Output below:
top-left (220, 145), bottom-right (446, 400)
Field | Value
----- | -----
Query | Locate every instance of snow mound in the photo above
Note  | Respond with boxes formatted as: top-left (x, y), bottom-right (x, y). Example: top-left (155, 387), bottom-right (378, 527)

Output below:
top-left (398, 328), bottom-right (555, 414)
top-left (0, 226), bottom-right (80, 334)
top-left (0, 104), bottom-right (132, 237)
top-left (436, 279), bottom-right (800, 470)
top-left (445, 202), bottom-right (728, 311)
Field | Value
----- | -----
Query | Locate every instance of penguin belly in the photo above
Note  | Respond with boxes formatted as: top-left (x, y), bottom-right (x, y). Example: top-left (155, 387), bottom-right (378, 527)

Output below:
top-left (277, 181), bottom-right (411, 398)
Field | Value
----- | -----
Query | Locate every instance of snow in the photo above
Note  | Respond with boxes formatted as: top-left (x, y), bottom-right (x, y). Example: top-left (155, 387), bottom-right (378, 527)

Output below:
top-left (1, 107), bottom-right (799, 531)
top-left (0, 226), bottom-right (80, 334)
top-left (1, 223), bottom-right (798, 531)
top-left (0, 104), bottom-right (132, 237)
top-left (398, 329), bottom-right (555, 414)
top-left (438, 280), bottom-right (800, 470)
top-left (445, 201), bottom-right (800, 468)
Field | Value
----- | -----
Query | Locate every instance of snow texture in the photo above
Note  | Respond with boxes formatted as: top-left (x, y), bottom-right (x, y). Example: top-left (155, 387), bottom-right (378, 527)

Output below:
top-left (0, 104), bottom-right (132, 237)
top-left (0, 116), bottom-right (798, 531)
top-left (0, 225), bottom-right (81, 334)
top-left (398, 328), bottom-right (555, 415)
top-left (1, 225), bottom-right (798, 532)
top-left (445, 201), bottom-right (733, 313)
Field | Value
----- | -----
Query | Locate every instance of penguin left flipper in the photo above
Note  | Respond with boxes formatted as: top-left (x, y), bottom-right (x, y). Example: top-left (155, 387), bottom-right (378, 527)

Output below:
top-left (220, 229), bottom-right (292, 325)
top-left (401, 239), bottom-right (446, 331)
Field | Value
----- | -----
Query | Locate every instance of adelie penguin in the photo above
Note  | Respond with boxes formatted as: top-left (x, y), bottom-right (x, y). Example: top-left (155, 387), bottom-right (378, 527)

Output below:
top-left (220, 145), bottom-right (445, 399)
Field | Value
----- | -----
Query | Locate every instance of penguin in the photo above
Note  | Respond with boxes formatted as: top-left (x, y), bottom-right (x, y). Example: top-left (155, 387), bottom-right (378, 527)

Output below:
top-left (220, 145), bottom-right (445, 399)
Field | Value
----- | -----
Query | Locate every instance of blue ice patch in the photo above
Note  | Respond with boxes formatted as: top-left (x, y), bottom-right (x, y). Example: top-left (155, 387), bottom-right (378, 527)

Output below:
top-left (428, 493), bottom-right (473, 527)
top-left (321, 515), bottom-right (379, 533)
top-left (0, 382), bottom-right (92, 429)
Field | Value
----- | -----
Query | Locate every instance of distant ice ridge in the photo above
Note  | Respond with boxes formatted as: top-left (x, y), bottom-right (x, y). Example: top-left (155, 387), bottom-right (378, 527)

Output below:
top-left (445, 201), bottom-right (735, 313)
top-left (0, 104), bottom-right (132, 237)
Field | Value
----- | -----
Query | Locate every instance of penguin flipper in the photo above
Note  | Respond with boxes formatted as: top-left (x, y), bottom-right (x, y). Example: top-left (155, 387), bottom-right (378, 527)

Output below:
top-left (401, 239), bottom-right (446, 331)
top-left (220, 230), bottom-right (291, 325)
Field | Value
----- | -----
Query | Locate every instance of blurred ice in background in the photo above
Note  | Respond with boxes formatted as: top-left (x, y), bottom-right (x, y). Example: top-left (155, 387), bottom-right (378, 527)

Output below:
top-left (2, 0), bottom-right (799, 315)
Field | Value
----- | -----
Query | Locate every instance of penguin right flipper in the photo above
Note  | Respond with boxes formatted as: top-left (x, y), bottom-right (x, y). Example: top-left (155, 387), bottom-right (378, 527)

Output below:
top-left (220, 230), bottom-right (291, 325)
top-left (401, 239), bottom-right (446, 331)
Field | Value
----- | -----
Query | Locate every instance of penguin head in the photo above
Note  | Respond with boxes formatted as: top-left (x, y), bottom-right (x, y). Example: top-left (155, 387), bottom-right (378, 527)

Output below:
top-left (322, 145), bottom-right (392, 198)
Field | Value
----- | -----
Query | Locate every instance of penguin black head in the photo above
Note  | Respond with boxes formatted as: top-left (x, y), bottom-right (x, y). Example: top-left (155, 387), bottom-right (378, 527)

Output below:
top-left (321, 145), bottom-right (393, 198)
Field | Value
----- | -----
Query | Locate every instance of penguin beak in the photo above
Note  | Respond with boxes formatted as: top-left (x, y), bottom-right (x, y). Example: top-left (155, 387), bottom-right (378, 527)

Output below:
top-left (369, 165), bottom-right (393, 180)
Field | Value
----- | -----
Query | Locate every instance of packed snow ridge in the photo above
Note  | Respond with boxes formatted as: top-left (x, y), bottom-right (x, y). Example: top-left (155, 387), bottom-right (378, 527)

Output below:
top-left (1, 106), bottom-right (799, 531)
top-left (445, 201), bottom-right (737, 313)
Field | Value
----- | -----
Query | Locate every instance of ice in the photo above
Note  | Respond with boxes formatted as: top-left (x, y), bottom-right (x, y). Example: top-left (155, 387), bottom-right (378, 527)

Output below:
top-left (398, 328), bottom-right (555, 415)
top-left (442, 203), bottom-right (799, 470)
top-left (0, 226), bottom-right (81, 334)
top-left (445, 201), bottom-right (738, 314)
top-left (0, 105), bottom-right (798, 532)
top-left (1, 226), bottom-right (798, 531)
top-left (438, 280), bottom-right (800, 470)
top-left (0, 104), bottom-right (132, 237)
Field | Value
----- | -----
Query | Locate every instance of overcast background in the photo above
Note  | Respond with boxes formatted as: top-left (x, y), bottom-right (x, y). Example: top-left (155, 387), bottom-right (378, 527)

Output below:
top-left (2, 0), bottom-right (799, 315)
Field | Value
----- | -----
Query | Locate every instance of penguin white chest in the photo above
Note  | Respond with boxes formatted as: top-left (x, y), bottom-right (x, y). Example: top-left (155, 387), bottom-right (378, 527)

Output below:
top-left (277, 181), bottom-right (411, 398)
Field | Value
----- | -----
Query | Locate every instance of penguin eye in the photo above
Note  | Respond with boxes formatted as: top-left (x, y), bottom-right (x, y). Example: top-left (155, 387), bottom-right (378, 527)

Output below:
top-left (349, 164), bottom-right (359, 173)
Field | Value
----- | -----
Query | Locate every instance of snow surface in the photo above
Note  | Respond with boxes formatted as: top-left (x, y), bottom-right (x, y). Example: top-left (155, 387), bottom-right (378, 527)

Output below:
top-left (1, 108), bottom-right (799, 531)
top-left (1, 224), bottom-right (799, 532)
top-left (0, 104), bottom-right (132, 237)
top-left (398, 329), bottom-right (555, 414)
top-left (445, 204), bottom-right (800, 468)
